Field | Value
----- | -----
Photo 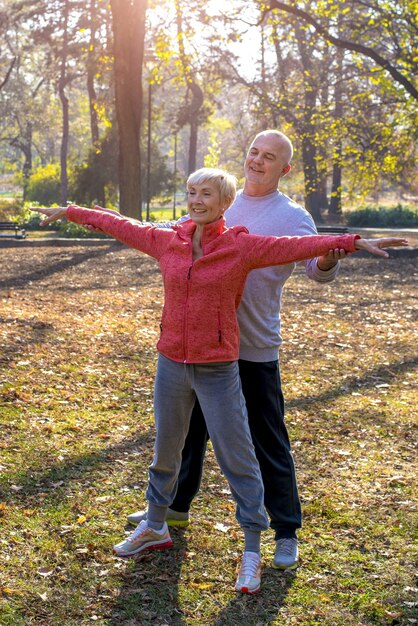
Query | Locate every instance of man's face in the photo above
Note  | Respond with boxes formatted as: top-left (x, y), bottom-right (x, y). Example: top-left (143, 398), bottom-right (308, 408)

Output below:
top-left (244, 134), bottom-right (290, 195)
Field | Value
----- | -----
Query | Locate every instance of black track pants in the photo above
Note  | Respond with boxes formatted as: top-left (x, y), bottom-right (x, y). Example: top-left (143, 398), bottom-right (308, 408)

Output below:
top-left (171, 359), bottom-right (302, 539)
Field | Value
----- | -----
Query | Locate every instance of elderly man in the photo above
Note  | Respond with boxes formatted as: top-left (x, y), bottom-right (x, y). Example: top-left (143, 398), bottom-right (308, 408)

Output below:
top-left (129, 130), bottom-right (347, 570)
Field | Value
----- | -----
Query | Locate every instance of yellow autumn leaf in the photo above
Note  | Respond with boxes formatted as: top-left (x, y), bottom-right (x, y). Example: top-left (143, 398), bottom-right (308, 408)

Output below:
top-left (1, 587), bottom-right (22, 596)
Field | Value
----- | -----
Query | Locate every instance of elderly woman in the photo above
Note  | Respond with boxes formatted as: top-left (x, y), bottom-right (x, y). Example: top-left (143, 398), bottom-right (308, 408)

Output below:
top-left (32, 168), bottom-right (406, 595)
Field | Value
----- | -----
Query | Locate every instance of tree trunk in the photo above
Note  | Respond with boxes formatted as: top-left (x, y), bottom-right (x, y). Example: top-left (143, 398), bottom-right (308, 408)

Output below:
top-left (87, 0), bottom-right (105, 205)
top-left (10, 121), bottom-right (32, 201)
top-left (295, 23), bottom-right (322, 222)
top-left (330, 152), bottom-right (342, 216)
top-left (317, 140), bottom-right (329, 212)
top-left (58, 0), bottom-right (70, 206)
top-left (110, 0), bottom-right (146, 218)
top-left (301, 130), bottom-right (322, 222)
top-left (87, 0), bottom-right (100, 147)
top-left (22, 122), bottom-right (32, 201)
top-left (329, 46), bottom-right (344, 217)
top-left (187, 83), bottom-right (204, 175)
top-left (175, 0), bottom-right (204, 175)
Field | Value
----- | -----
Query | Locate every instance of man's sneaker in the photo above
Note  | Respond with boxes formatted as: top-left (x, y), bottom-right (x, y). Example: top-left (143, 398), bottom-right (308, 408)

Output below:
top-left (272, 537), bottom-right (299, 570)
top-left (113, 520), bottom-right (173, 558)
top-left (127, 507), bottom-right (190, 528)
top-left (234, 551), bottom-right (261, 594)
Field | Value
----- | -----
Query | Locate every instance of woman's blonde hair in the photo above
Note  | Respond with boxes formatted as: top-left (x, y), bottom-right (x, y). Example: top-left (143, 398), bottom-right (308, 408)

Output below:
top-left (187, 168), bottom-right (237, 209)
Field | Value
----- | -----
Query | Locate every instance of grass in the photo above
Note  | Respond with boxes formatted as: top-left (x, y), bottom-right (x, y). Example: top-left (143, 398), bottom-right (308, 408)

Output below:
top-left (0, 244), bottom-right (417, 625)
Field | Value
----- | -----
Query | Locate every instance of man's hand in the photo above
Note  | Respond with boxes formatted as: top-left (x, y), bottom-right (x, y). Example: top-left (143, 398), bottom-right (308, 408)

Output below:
top-left (317, 248), bottom-right (348, 271)
top-left (354, 237), bottom-right (409, 257)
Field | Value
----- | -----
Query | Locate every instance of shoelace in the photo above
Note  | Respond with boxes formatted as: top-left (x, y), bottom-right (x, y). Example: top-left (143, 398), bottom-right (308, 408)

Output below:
top-left (276, 538), bottom-right (298, 555)
top-left (127, 521), bottom-right (149, 542)
top-left (239, 553), bottom-right (260, 578)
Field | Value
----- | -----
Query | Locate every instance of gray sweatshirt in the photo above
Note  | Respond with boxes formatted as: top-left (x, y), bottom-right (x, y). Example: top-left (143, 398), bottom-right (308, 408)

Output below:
top-left (225, 190), bottom-right (339, 362)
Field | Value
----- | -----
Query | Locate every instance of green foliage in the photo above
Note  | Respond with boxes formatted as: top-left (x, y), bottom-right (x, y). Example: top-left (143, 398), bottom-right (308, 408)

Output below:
top-left (142, 142), bottom-right (176, 200)
top-left (26, 164), bottom-right (64, 206)
top-left (203, 135), bottom-right (221, 168)
top-left (72, 128), bottom-right (118, 206)
top-left (346, 204), bottom-right (418, 227)
top-left (56, 221), bottom-right (109, 239)
top-left (21, 210), bottom-right (49, 231)
top-left (14, 202), bottom-right (57, 230)
top-left (72, 127), bottom-right (175, 206)
top-left (0, 198), bottom-right (23, 221)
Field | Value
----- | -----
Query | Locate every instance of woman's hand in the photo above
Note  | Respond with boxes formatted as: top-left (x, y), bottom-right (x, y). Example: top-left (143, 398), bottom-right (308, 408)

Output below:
top-left (354, 237), bottom-right (409, 258)
top-left (31, 204), bottom-right (121, 232)
top-left (30, 206), bottom-right (69, 226)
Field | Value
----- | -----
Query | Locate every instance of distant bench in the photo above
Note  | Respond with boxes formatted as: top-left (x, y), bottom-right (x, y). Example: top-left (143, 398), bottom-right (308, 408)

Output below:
top-left (0, 221), bottom-right (27, 239)
top-left (317, 226), bottom-right (348, 234)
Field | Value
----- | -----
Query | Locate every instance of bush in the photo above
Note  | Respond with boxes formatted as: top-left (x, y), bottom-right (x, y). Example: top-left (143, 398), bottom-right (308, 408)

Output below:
top-left (57, 221), bottom-right (110, 239)
top-left (24, 211), bottom-right (47, 230)
top-left (17, 203), bottom-right (59, 231)
top-left (26, 164), bottom-right (75, 206)
top-left (0, 198), bottom-right (23, 221)
top-left (26, 164), bottom-right (61, 205)
top-left (346, 204), bottom-right (418, 227)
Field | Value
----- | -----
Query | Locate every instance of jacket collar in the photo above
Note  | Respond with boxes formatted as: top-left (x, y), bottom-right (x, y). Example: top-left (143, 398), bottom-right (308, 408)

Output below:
top-left (175, 216), bottom-right (227, 244)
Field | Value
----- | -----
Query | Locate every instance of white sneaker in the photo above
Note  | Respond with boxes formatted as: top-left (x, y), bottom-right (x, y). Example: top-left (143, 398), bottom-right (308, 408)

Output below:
top-left (234, 551), bottom-right (261, 594)
top-left (127, 507), bottom-right (190, 527)
top-left (113, 520), bottom-right (173, 558)
top-left (272, 537), bottom-right (299, 570)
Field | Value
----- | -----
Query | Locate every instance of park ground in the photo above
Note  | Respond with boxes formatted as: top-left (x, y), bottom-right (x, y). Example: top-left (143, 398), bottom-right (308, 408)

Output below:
top-left (0, 242), bottom-right (417, 626)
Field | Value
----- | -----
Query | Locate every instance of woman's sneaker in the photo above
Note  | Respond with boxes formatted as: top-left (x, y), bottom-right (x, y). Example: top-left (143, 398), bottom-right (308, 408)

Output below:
top-left (234, 551), bottom-right (261, 594)
top-left (113, 520), bottom-right (173, 558)
top-left (127, 507), bottom-right (190, 527)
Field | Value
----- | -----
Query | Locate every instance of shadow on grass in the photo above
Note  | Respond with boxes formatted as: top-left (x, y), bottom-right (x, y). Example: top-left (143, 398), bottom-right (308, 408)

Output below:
top-left (1, 242), bottom-right (163, 294)
top-left (2, 352), bottom-right (416, 505)
top-left (109, 528), bottom-right (188, 625)
top-left (286, 355), bottom-right (418, 410)
top-left (0, 316), bottom-right (55, 370)
top-left (0, 431), bottom-right (154, 504)
top-left (211, 567), bottom-right (294, 626)
top-left (107, 536), bottom-right (294, 626)
top-left (0, 244), bottom-right (122, 290)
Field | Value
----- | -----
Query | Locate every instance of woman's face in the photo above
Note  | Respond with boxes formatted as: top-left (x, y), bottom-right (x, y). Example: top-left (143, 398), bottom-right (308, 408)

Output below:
top-left (187, 180), bottom-right (224, 225)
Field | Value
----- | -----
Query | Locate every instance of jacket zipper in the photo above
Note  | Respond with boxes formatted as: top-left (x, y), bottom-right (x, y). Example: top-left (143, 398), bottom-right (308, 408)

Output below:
top-left (184, 263), bottom-right (193, 362)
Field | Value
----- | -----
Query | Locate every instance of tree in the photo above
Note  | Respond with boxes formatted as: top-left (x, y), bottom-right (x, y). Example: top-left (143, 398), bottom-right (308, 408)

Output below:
top-left (110, 0), bottom-right (147, 218)
top-left (5, 0), bottom-right (91, 204)
top-left (174, 0), bottom-right (204, 175)
top-left (223, 1), bottom-right (417, 214)
top-left (262, 0), bottom-right (418, 101)
top-left (83, 0), bottom-right (113, 205)
top-left (57, 0), bottom-right (70, 205)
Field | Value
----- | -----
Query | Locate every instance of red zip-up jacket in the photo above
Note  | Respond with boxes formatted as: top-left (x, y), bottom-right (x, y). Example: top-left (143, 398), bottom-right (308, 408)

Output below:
top-left (67, 206), bottom-right (359, 363)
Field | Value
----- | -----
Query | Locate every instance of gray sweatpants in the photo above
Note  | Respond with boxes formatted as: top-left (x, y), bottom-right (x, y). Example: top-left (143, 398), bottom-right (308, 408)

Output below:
top-left (146, 354), bottom-right (268, 532)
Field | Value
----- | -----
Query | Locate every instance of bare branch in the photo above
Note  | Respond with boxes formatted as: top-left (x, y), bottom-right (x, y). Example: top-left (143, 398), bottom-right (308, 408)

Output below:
top-left (0, 56), bottom-right (17, 91)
